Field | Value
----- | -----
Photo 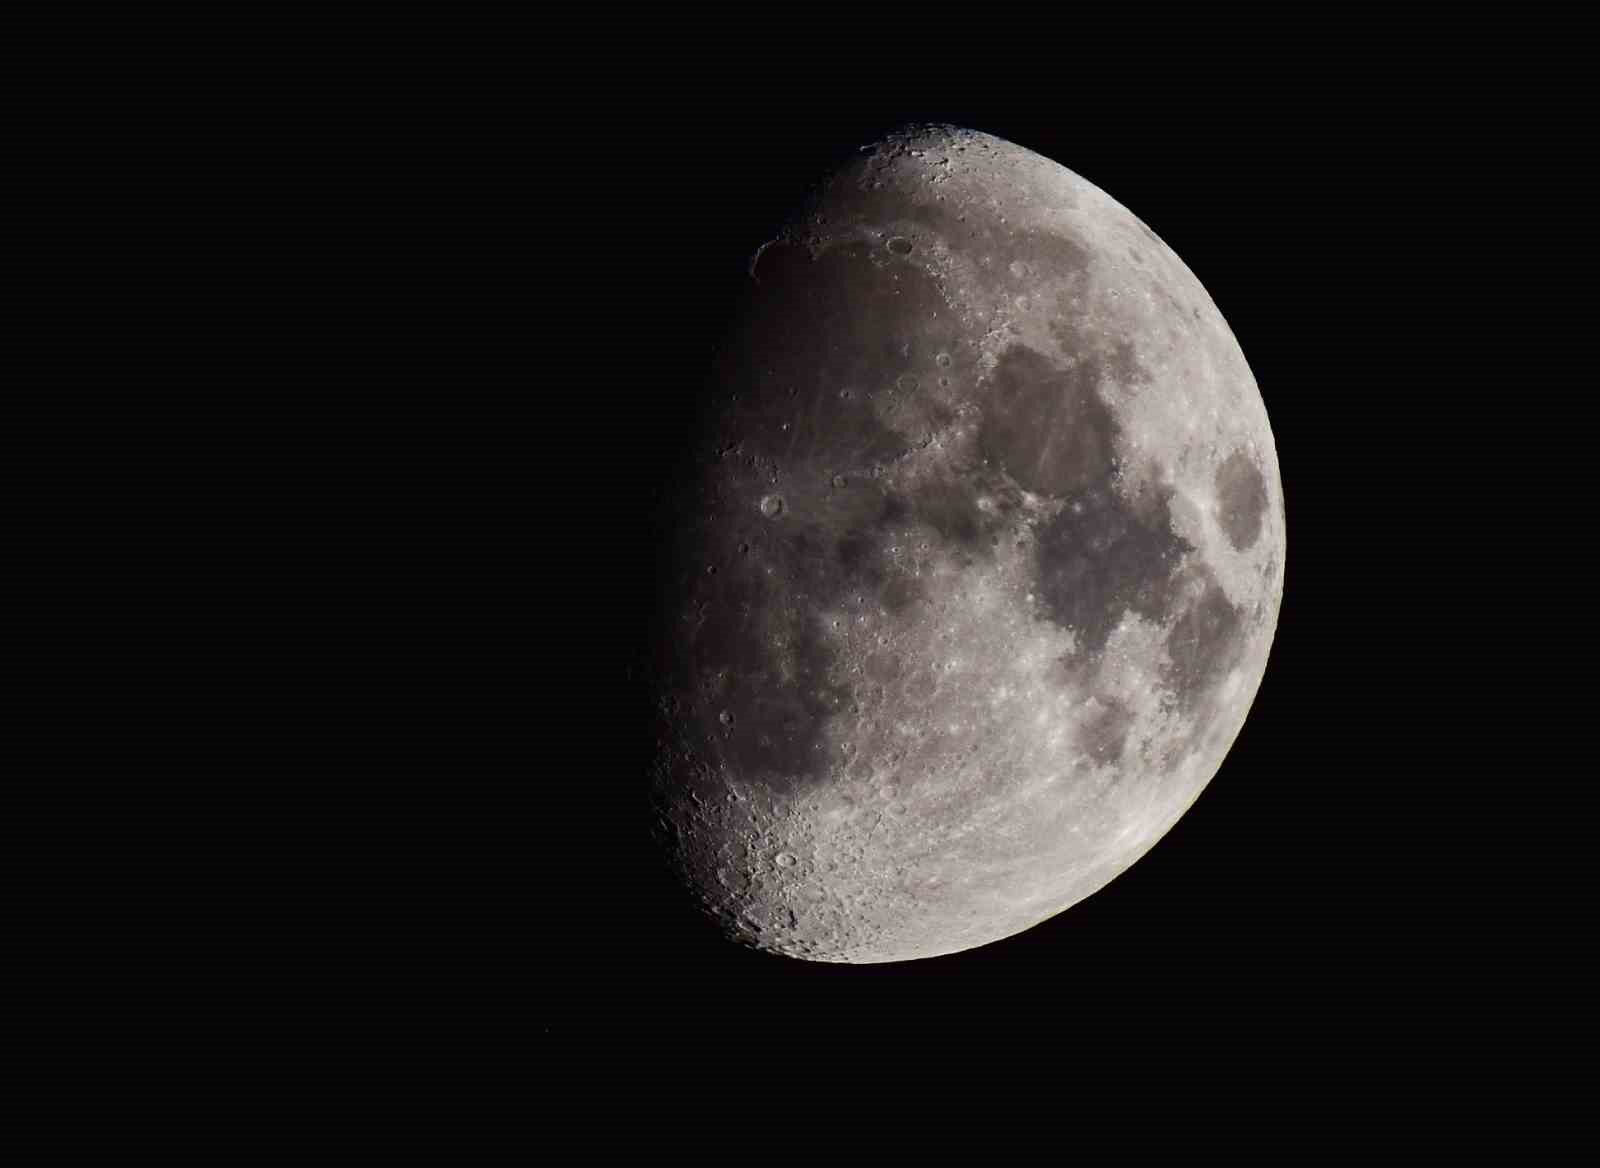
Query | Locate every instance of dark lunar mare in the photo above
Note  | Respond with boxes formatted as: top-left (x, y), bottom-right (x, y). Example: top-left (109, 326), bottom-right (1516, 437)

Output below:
top-left (1214, 450), bottom-right (1268, 551)
top-left (1160, 572), bottom-right (1247, 711)
top-left (648, 237), bottom-right (968, 803)
top-left (978, 340), bottom-right (1238, 702)
top-left (1033, 479), bottom-right (1192, 659)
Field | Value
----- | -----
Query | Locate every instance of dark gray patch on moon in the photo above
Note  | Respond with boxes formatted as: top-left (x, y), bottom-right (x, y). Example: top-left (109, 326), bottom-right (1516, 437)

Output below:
top-left (880, 573), bottom-right (926, 613)
top-left (1080, 700), bottom-right (1133, 767)
top-left (662, 222), bottom-right (1049, 796)
top-left (1034, 480), bottom-right (1191, 657)
top-left (686, 542), bottom-right (854, 791)
top-left (1105, 339), bottom-right (1153, 388)
top-left (720, 239), bottom-right (927, 470)
top-left (821, 178), bottom-right (1093, 304)
top-left (1160, 570), bottom-right (1246, 711)
top-left (999, 336), bottom-right (1193, 660)
top-left (981, 345), bottom-right (1119, 497)
top-left (665, 232), bottom-right (1004, 799)
top-left (1214, 450), bottom-right (1268, 551)
top-left (913, 478), bottom-right (987, 548)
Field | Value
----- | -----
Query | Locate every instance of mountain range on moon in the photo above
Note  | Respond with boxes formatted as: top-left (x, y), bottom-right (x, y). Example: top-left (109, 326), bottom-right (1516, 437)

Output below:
top-left (645, 124), bottom-right (1284, 964)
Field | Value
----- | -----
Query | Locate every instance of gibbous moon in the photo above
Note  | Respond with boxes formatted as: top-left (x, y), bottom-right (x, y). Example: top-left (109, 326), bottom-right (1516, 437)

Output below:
top-left (647, 125), bottom-right (1284, 963)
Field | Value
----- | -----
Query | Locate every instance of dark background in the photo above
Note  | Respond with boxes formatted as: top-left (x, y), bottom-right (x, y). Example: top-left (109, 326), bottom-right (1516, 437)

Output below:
top-left (11, 30), bottom-right (1580, 1106)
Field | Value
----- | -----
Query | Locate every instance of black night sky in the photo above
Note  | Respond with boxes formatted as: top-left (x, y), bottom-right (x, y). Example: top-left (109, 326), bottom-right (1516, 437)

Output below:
top-left (12, 32), bottom-right (1580, 1114)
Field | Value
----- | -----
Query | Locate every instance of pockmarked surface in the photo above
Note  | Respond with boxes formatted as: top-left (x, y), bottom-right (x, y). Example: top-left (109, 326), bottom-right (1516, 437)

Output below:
top-left (648, 126), bottom-right (1284, 963)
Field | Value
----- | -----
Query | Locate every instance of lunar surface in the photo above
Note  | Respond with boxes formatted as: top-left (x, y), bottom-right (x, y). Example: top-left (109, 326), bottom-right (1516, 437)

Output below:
top-left (646, 125), bottom-right (1284, 963)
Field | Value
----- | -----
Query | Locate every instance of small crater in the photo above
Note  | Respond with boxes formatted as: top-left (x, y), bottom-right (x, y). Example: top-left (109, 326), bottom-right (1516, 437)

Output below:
top-left (896, 374), bottom-right (919, 392)
top-left (886, 236), bottom-right (914, 255)
top-left (832, 473), bottom-right (848, 489)
top-left (760, 494), bottom-right (785, 518)
top-left (775, 852), bottom-right (797, 868)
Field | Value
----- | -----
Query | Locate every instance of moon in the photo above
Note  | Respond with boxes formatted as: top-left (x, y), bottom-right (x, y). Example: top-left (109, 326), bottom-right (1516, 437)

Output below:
top-left (646, 125), bottom-right (1284, 963)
